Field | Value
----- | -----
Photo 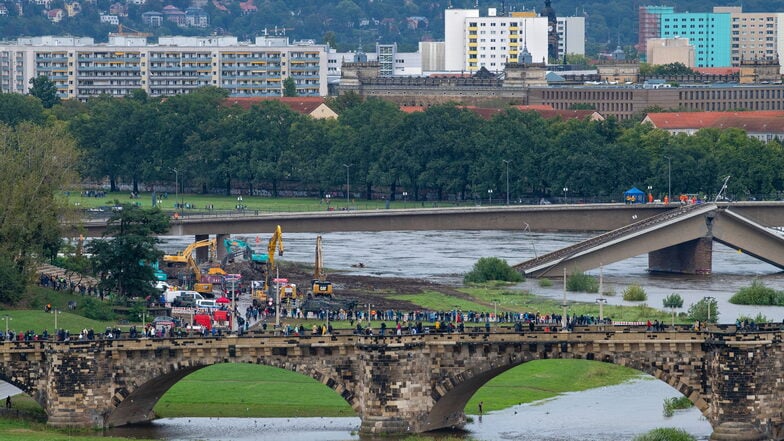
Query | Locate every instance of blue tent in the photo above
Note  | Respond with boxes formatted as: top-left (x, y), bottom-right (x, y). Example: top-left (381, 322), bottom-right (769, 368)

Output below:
top-left (624, 187), bottom-right (645, 204)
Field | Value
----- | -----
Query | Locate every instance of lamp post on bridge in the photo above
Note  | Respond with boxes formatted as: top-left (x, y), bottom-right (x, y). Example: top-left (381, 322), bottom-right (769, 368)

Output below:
top-left (488, 189), bottom-right (493, 205)
top-left (563, 187), bottom-right (569, 204)
top-left (664, 156), bottom-right (672, 204)
top-left (502, 159), bottom-right (511, 205)
top-left (704, 296), bottom-right (716, 325)
top-left (3, 315), bottom-right (11, 337)
top-left (403, 191), bottom-right (408, 208)
top-left (343, 163), bottom-right (352, 209)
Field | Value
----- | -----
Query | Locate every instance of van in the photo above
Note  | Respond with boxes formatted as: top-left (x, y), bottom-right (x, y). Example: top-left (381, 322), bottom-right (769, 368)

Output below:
top-left (169, 291), bottom-right (204, 307)
top-left (195, 299), bottom-right (220, 310)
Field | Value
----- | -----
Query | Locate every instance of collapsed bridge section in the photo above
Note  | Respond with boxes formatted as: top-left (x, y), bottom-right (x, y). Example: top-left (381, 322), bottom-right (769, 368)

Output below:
top-left (514, 203), bottom-right (784, 278)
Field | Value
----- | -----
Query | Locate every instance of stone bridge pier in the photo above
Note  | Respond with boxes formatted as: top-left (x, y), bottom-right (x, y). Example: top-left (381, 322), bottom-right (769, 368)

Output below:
top-left (0, 331), bottom-right (782, 440)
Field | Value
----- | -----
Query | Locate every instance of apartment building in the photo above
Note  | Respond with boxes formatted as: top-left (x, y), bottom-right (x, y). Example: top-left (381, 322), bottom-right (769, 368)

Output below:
top-left (714, 6), bottom-right (784, 74)
top-left (0, 35), bottom-right (328, 99)
top-left (444, 8), bottom-right (584, 72)
top-left (659, 11), bottom-right (732, 67)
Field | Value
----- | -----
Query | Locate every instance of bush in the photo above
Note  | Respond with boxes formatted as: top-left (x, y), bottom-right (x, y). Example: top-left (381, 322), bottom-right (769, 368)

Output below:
top-left (79, 297), bottom-right (116, 321)
top-left (566, 272), bottom-right (599, 293)
top-left (662, 396), bottom-right (693, 417)
top-left (538, 278), bottom-right (553, 287)
top-left (688, 297), bottom-right (718, 323)
top-left (633, 427), bottom-right (696, 441)
top-left (623, 284), bottom-right (647, 301)
top-left (730, 280), bottom-right (784, 305)
top-left (463, 257), bottom-right (524, 284)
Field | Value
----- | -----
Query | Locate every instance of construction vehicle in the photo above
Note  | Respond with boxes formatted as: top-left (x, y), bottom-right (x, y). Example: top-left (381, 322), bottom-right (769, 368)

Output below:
top-left (310, 236), bottom-right (333, 297)
top-left (223, 238), bottom-right (267, 265)
top-left (251, 280), bottom-right (270, 307)
top-left (162, 239), bottom-right (218, 295)
top-left (109, 24), bottom-right (152, 38)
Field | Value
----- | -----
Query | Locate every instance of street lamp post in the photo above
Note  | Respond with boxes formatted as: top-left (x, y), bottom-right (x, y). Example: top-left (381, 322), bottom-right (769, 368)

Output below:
top-left (647, 185), bottom-right (653, 203)
top-left (342, 163), bottom-right (352, 209)
top-left (231, 278), bottom-right (237, 334)
top-left (664, 156), bottom-right (672, 204)
top-left (595, 298), bottom-right (607, 325)
top-left (366, 303), bottom-right (373, 323)
top-left (53, 308), bottom-right (61, 332)
top-left (563, 187), bottom-right (569, 204)
top-left (561, 268), bottom-right (569, 331)
top-left (704, 296), bottom-right (716, 324)
top-left (488, 189), bottom-right (493, 205)
top-left (502, 159), bottom-right (511, 205)
top-left (402, 191), bottom-right (408, 208)
top-left (171, 167), bottom-right (179, 217)
top-left (3, 315), bottom-right (11, 336)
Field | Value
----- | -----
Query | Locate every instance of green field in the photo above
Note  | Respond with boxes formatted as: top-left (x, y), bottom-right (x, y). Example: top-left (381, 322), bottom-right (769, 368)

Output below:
top-left (66, 190), bottom-right (450, 213)
top-left (155, 359), bottom-right (641, 418)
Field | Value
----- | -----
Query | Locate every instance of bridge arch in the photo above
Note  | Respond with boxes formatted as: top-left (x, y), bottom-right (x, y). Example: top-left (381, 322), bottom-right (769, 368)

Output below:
top-left (425, 340), bottom-right (709, 431)
top-left (105, 357), bottom-right (359, 427)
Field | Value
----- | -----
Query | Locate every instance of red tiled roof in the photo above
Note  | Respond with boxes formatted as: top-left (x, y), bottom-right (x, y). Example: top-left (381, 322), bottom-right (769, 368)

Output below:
top-left (693, 67), bottom-right (739, 75)
top-left (644, 111), bottom-right (784, 133)
top-left (399, 104), bottom-right (601, 121)
top-left (224, 97), bottom-right (327, 115)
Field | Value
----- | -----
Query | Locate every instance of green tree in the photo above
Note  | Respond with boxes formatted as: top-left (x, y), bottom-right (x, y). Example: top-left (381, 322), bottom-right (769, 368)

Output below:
top-left (87, 204), bottom-right (170, 299)
top-left (28, 75), bottom-right (61, 108)
top-left (464, 257), bottom-right (523, 284)
top-left (688, 297), bottom-right (719, 324)
top-left (663, 293), bottom-right (684, 326)
top-left (0, 122), bottom-right (79, 303)
top-left (0, 92), bottom-right (45, 126)
top-left (283, 77), bottom-right (298, 97)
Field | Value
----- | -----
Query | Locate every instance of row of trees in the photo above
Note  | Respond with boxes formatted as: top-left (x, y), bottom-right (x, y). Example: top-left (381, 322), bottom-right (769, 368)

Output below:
top-left (3, 87), bottom-right (784, 204)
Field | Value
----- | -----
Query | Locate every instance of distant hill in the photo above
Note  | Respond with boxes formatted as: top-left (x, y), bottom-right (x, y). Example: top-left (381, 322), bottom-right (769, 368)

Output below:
top-left (1, 0), bottom-right (782, 56)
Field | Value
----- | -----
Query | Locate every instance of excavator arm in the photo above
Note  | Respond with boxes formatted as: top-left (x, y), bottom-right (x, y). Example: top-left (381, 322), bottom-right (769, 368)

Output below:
top-left (267, 225), bottom-right (283, 269)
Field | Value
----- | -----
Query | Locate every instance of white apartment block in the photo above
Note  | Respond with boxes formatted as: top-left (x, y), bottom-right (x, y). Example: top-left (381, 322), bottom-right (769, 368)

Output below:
top-left (0, 35), bottom-right (328, 98)
top-left (444, 8), bottom-right (584, 72)
top-left (715, 7), bottom-right (784, 74)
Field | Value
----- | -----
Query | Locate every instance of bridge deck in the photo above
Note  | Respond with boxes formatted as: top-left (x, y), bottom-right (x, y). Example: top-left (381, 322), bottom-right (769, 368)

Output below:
top-left (514, 204), bottom-right (712, 276)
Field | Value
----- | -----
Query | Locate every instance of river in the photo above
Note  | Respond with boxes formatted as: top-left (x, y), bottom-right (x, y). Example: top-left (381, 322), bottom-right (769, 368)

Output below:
top-left (58, 230), bottom-right (784, 439)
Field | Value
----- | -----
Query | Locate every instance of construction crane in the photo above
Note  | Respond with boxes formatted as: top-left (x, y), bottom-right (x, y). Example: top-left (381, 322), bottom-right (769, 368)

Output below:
top-left (311, 235), bottom-right (333, 297)
top-left (110, 24), bottom-right (152, 38)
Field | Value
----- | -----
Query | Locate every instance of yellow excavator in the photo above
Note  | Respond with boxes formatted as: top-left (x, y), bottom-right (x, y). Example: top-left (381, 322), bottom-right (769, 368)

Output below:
top-left (253, 225), bottom-right (287, 305)
top-left (162, 238), bottom-right (217, 295)
top-left (310, 236), bottom-right (333, 297)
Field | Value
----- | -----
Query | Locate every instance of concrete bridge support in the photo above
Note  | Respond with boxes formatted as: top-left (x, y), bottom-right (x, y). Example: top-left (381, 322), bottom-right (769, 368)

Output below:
top-left (194, 234), bottom-right (210, 262)
top-left (215, 233), bottom-right (229, 263)
top-left (648, 237), bottom-right (713, 274)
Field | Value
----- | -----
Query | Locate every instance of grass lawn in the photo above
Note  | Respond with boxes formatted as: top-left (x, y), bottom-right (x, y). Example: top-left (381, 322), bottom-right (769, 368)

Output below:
top-left (154, 359), bottom-right (641, 418)
top-left (469, 286), bottom-right (674, 323)
top-left (65, 191), bottom-right (428, 213)
top-left (0, 419), bottom-right (157, 441)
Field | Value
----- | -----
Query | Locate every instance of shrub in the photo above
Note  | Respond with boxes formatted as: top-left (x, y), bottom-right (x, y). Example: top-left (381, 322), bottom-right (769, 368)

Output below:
top-left (633, 427), bottom-right (696, 441)
top-left (688, 297), bottom-right (718, 323)
top-left (538, 278), bottom-right (553, 287)
top-left (729, 280), bottom-right (784, 305)
top-left (463, 257), bottom-right (524, 284)
top-left (566, 272), bottom-right (599, 293)
top-left (623, 284), bottom-right (647, 301)
top-left (663, 293), bottom-right (683, 309)
top-left (736, 313), bottom-right (768, 324)
top-left (80, 297), bottom-right (116, 321)
top-left (663, 396), bottom-right (693, 417)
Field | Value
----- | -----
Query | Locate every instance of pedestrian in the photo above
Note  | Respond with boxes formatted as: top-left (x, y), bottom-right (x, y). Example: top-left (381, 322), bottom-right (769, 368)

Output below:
top-left (478, 401), bottom-right (483, 415)
top-left (5, 395), bottom-right (10, 409)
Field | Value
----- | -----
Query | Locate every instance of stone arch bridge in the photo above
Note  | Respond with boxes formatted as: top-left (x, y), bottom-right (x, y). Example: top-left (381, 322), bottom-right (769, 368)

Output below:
top-left (1, 329), bottom-right (782, 440)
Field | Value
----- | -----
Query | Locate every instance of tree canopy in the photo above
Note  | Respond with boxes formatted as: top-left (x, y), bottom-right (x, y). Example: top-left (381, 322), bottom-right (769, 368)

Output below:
top-left (45, 89), bottom-right (784, 204)
top-left (87, 204), bottom-right (170, 299)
